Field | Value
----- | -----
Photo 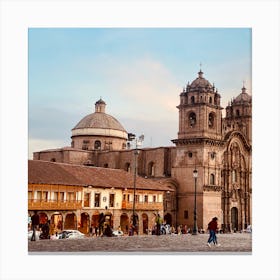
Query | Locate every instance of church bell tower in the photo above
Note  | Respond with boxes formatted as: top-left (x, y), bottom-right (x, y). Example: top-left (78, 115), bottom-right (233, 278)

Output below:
top-left (172, 69), bottom-right (224, 230)
top-left (176, 69), bottom-right (223, 141)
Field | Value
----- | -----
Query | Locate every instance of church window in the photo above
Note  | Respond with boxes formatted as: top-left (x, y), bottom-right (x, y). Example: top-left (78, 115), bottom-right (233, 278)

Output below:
top-left (189, 112), bottom-right (196, 127)
top-left (232, 170), bottom-right (237, 183)
top-left (125, 162), bottom-right (131, 172)
top-left (208, 112), bottom-right (215, 128)
top-left (214, 95), bottom-right (218, 105)
top-left (82, 140), bottom-right (90, 150)
top-left (148, 162), bottom-right (155, 177)
top-left (209, 97), bottom-right (212, 104)
top-left (188, 152), bottom-right (193, 158)
top-left (51, 158), bottom-right (56, 162)
top-left (191, 96), bottom-right (195, 104)
top-left (94, 140), bottom-right (101, 150)
top-left (210, 174), bottom-right (215, 185)
top-left (104, 163), bottom-right (108, 168)
top-left (236, 109), bottom-right (240, 117)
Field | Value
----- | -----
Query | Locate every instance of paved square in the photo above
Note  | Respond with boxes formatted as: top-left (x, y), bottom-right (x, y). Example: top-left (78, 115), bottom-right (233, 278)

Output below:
top-left (28, 233), bottom-right (252, 253)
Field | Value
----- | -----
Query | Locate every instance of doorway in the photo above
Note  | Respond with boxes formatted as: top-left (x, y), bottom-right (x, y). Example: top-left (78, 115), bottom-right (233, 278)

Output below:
top-left (231, 207), bottom-right (238, 231)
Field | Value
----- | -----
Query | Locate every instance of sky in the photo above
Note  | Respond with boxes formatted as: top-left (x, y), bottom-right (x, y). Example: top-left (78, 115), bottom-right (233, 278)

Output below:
top-left (28, 28), bottom-right (252, 158)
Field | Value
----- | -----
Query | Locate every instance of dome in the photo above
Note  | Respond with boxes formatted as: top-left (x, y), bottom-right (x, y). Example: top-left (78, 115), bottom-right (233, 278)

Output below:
top-left (189, 70), bottom-right (213, 92)
top-left (73, 112), bottom-right (126, 131)
top-left (72, 99), bottom-right (127, 139)
top-left (233, 87), bottom-right (252, 104)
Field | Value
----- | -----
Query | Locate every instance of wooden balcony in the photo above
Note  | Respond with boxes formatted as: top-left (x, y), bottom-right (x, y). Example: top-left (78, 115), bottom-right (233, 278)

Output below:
top-left (28, 199), bottom-right (82, 210)
top-left (122, 201), bottom-right (163, 211)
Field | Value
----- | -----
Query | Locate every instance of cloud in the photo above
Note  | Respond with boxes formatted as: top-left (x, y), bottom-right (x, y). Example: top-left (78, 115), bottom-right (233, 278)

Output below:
top-left (93, 56), bottom-right (180, 122)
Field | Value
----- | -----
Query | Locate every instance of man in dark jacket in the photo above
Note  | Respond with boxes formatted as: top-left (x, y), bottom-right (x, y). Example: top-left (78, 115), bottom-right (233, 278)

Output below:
top-left (31, 211), bottom-right (40, 241)
top-left (207, 217), bottom-right (220, 247)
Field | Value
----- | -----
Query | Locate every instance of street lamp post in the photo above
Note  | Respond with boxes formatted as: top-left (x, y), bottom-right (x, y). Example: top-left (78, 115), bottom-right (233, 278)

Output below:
top-left (132, 148), bottom-right (139, 234)
top-left (128, 133), bottom-right (144, 235)
top-left (192, 169), bottom-right (198, 235)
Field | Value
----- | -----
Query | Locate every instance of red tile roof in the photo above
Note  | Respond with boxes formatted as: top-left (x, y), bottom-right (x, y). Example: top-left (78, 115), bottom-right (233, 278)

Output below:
top-left (28, 160), bottom-right (172, 192)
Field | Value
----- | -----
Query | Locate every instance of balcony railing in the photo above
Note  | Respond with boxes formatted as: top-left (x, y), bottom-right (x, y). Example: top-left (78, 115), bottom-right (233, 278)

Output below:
top-left (122, 201), bottom-right (163, 211)
top-left (28, 199), bottom-right (82, 210)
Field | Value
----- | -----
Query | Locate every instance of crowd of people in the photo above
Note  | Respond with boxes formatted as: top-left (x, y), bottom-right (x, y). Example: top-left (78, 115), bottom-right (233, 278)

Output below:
top-left (32, 210), bottom-right (249, 248)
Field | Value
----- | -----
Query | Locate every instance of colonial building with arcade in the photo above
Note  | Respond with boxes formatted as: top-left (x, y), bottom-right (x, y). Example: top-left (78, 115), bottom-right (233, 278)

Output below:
top-left (28, 160), bottom-right (173, 235)
top-left (32, 69), bottom-right (252, 233)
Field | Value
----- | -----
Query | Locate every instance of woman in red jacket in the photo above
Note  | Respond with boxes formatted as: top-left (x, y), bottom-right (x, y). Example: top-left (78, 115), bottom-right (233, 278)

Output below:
top-left (207, 217), bottom-right (220, 247)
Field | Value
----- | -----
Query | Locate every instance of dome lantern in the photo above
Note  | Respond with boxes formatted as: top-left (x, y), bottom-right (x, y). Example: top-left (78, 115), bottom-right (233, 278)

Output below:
top-left (95, 98), bottom-right (106, 113)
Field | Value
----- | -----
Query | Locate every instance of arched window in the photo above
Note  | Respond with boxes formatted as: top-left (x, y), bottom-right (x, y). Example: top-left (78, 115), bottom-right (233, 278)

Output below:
top-left (232, 170), bottom-right (236, 183)
top-left (189, 112), bottom-right (196, 127)
top-left (148, 162), bottom-right (155, 177)
top-left (209, 97), bottom-right (212, 104)
top-left (94, 140), bottom-right (101, 150)
top-left (214, 95), bottom-right (218, 105)
top-left (208, 112), bottom-right (215, 128)
top-left (210, 174), bottom-right (215, 185)
top-left (236, 109), bottom-right (240, 117)
top-left (191, 96), bottom-right (195, 104)
top-left (125, 162), bottom-right (131, 172)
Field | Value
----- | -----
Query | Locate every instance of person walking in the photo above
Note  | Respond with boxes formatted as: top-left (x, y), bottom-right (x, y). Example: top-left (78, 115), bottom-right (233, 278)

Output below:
top-left (207, 217), bottom-right (221, 247)
top-left (31, 211), bottom-right (40, 241)
top-left (155, 214), bottom-right (162, 236)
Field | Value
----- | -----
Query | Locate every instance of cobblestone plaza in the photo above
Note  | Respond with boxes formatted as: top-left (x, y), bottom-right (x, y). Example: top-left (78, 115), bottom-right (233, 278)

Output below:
top-left (28, 233), bottom-right (252, 253)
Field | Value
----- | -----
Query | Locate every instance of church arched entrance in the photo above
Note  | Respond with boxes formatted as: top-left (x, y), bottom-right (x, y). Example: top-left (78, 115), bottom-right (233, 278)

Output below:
top-left (231, 207), bottom-right (238, 231)
top-left (142, 213), bottom-right (148, 234)
top-left (164, 213), bottom-right (172, 225)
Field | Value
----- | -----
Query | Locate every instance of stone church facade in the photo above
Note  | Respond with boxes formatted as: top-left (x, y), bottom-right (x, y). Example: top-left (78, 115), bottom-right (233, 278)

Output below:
top-left (33, 69), bottom-right (252, 232)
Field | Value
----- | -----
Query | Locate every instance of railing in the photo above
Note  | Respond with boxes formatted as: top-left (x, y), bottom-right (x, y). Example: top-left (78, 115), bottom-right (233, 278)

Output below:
top-left (28, 199), bottom-right (83, 210)
top-left (122, 201), bottom-right (163, 210)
